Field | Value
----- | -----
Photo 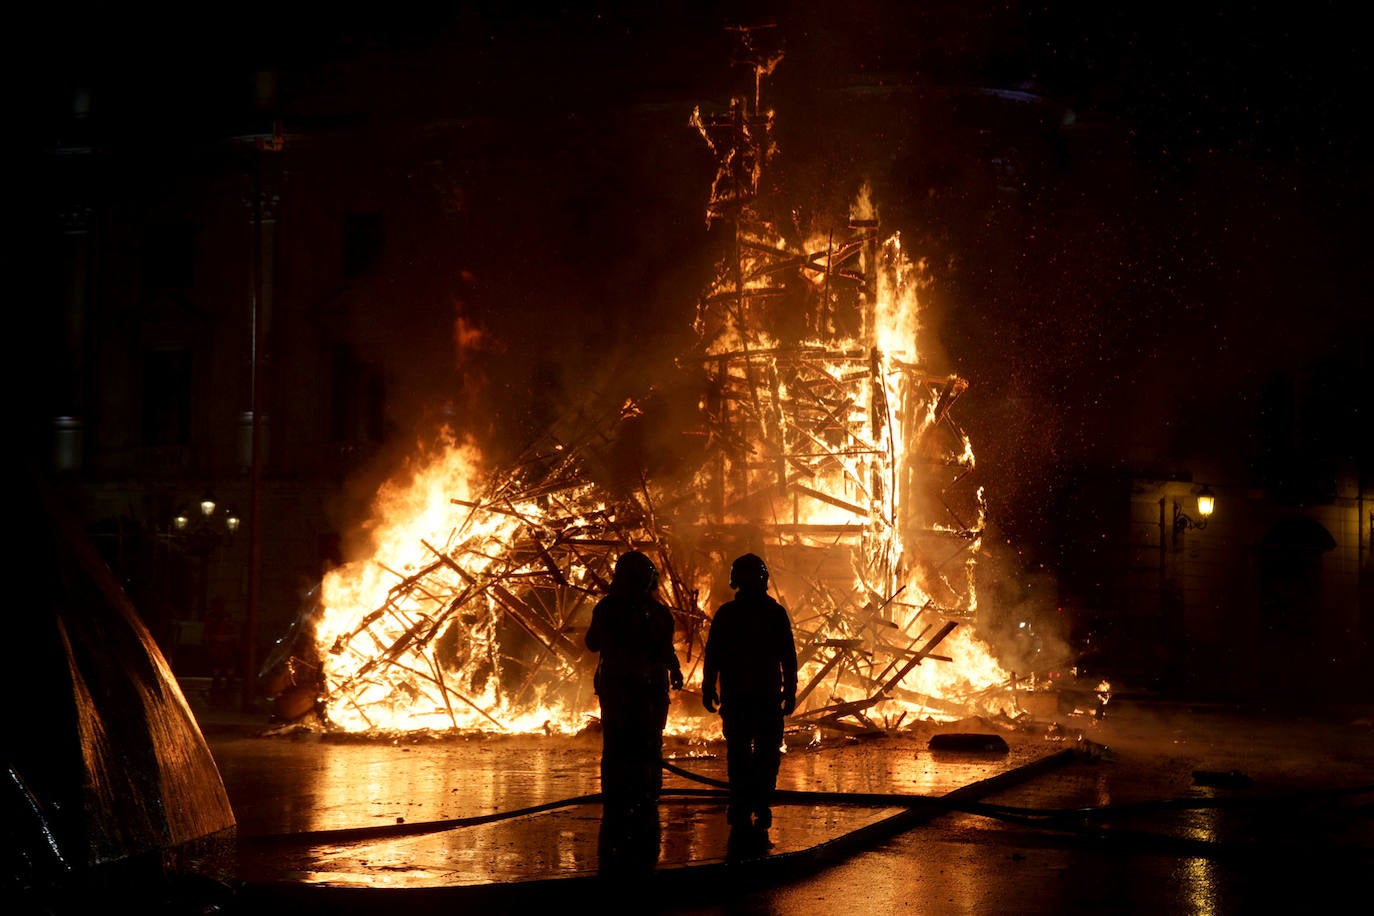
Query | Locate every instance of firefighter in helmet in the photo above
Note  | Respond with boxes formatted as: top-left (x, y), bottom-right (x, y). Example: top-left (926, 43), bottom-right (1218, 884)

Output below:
top-left (701, 553), bottom-right (798, 845)
top-left (585, 550), bottom-right (684, 828)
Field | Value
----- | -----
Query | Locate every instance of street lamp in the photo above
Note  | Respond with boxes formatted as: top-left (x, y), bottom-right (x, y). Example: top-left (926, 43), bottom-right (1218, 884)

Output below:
top-left (162, 493), bottom-right (243, 707)
top-left (166, 495), bottom-right (240, 658)
top-left (1173, 485), bottom-right (1216, 544)
top-left (174, 495), bottom-right (237, 533)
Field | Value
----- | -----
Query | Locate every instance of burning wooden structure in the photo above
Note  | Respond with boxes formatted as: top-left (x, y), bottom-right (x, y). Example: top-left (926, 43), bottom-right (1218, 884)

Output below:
top-left (275, 29), bottom-right (1007, 736)
top-left (681, 28), bottom-right (991, 734)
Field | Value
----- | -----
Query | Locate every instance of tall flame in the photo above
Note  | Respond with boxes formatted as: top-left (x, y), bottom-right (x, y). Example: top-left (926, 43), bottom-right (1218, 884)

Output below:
top-left (296, 41), bottom-right (1013, 736)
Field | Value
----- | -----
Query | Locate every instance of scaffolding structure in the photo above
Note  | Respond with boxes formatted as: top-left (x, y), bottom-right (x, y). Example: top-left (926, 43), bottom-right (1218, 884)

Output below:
top-left (291, 28), bottom-right (989, 736)
top-left (683, 26), bottom-right (984, 733)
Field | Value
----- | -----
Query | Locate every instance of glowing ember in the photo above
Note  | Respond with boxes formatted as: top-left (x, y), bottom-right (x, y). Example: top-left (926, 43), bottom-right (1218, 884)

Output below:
top-left (301, 35), bottom-right (1013, 736)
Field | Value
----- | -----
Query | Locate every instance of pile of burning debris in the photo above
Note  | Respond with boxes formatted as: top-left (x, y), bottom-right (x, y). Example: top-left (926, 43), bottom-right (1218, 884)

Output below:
top-left (261, 28), bottom-right (1060, 739)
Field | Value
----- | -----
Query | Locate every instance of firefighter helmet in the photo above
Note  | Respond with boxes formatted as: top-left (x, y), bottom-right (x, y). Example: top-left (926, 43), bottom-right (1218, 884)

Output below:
top-left (729, 553), bottom-right (769, 591)
top-left (612, 550), bottom-right (659, 595)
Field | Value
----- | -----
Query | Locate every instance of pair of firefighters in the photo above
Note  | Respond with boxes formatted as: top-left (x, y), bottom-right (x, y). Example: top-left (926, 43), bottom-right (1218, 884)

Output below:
top-left (585, 551), bottom-right (798, 840)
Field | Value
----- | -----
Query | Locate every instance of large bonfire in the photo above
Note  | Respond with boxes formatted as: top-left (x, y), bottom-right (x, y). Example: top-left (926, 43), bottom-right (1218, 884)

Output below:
top-left (291, 33), bottom-right (1014, 737)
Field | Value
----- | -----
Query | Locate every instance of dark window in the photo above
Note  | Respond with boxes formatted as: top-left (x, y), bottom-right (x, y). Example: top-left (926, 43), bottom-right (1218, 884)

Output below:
top-left (331, 344), bottom-right (386, 443)
top-left (143, 350), bottom-right (192, 445)
top-left (341, 211), bottom-right (384, 280)
top-left (143, 224), bottom-right (196, 291)
top-left (330, 344), bottom-right (356, 442)
top-left (365, 373), bottom-right (386, 442)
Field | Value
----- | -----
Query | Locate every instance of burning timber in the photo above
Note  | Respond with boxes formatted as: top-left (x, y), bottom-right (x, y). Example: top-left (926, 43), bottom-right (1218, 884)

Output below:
top-left (269, 29), bottom-right (1014, 737)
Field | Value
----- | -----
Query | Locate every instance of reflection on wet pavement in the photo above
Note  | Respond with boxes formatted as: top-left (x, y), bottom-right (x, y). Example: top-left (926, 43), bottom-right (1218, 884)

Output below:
top-left (214, 729), bottom-right (1054, 891)
top-left (200, 702), bottom-right (1374, 914)
top-left (235, 799), bottom-right (906, 889)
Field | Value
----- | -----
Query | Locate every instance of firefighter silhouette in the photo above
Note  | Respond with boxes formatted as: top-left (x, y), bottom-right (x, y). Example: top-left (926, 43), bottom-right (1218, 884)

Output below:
top-left (585, 550), bottom-right (684, 848)
top-left (701, 553), bottom-right (798, 848)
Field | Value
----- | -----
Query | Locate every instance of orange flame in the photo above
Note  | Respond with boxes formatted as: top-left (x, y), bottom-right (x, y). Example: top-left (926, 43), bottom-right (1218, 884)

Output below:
top-left (304, 55), bottom-right (1015, 736)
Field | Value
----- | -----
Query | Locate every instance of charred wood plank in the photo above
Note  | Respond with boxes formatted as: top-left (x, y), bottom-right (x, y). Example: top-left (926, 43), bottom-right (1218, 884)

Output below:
top-left (422, 539), bottom-right (581, 661)
top-left (449, 497), bottom-right (538, 522)
top-left (489, 583), bottom-right (582, 661)
top-left (795, 646), bottom-right (850, 706)
top-left (878, 620), bottom-right (959, 695)
top-left (792, 695), bottom-right (882, 725)
top-left (930, 375), bottom-right (968, 425)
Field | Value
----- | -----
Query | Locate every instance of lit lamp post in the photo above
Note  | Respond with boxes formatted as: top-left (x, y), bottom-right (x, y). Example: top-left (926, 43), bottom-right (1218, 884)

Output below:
top-left (169, 494), bottom-right (240, 668)
top-left (1172, 485), bottom-right (1216, 546)
top-left (174, 495), bottom-right (242, 536)
top-left (1152, 483), bottom-right (1218, 685)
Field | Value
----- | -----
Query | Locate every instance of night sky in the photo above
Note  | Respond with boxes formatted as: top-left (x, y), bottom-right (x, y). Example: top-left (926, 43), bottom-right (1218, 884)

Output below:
top-left (29, 2), bottom-right (1372, 565)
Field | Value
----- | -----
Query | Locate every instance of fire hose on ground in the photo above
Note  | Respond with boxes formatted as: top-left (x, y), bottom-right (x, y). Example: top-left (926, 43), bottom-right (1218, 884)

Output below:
top-left (239, 745), bottom-right (1374, 863)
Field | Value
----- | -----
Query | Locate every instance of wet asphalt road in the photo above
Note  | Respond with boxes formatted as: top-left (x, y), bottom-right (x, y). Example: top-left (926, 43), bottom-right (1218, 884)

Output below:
top-left (196, 693), bottom-right (1374, 914)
